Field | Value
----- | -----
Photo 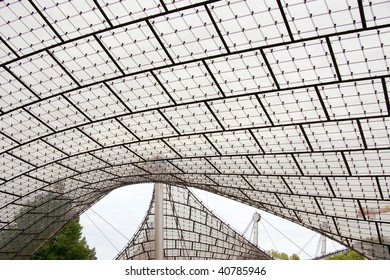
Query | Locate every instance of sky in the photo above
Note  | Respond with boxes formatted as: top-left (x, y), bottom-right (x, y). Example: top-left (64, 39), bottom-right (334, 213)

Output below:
top-left (79, 183), bottom-right (345, 260)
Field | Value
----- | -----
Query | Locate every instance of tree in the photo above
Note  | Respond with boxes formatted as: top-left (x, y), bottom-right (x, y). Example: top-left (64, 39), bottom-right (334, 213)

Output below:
top-left (267, 249), bottom-right (300, 260)
top-left (324, 250), bottom-right (364, 260)
top-left (32, 219), bottom-right (96, 260)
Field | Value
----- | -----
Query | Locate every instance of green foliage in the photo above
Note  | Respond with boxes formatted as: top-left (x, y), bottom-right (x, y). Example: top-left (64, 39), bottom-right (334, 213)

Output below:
top-left (32, 219), bottom-right (96, 260)
top-left (324, 250), bottom-right (365, 260)
top-left (267, 249), bottom-right (300, 260)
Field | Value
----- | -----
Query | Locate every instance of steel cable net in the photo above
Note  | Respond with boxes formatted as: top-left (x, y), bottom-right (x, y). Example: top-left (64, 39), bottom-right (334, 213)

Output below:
top-left (0, 0), bottom-right (389, 259)
top-left (115, 185), bottom-right (271, 260)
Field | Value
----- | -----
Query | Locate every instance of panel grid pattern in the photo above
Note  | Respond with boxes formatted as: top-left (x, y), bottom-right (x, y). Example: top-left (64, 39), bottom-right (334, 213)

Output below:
top-left (0, 0), bottom-right (390, 259)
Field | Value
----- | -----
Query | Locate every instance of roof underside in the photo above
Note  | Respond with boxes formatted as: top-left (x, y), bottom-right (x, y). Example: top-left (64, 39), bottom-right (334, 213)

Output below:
top-left (0, 0), bottom-right (390, 259)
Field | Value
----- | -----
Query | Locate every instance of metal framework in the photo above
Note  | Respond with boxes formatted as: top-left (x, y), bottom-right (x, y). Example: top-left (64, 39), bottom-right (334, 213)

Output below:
top-left (0, 0), bottom-right (390, 259)
top-left (115, 184), bottom-right (271, 260)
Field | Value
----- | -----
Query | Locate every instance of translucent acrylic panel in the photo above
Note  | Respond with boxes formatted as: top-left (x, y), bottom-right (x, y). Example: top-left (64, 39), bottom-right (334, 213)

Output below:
top-left (0, 133), bottom-right (18, 154)
top-left (259, 87), bottom-right (326, 125)
top-left (29, 96), bottom-right (87, 130)
top-left (72, 169), bottom-right (117, 184)
top-left (127, 140), bottom-right (180, 160)
top-left (0, 69), bottom-right (39, 112)
top-left (165, 135), bottom-right (220, 157)
top-left (59, 153), bottom-right (109, 173)
top-left (284, 0), bottom-right (361, 38)
top-left (0, 1), bottom-right (60, 55)
top-left (252, 154), bottom-right (302, 176)
top-left (2, 108), bottom-right (52, 143)
top-left (27, 163), bottom-right (79, 183)
top-left (44, 128), bottom-right (99, 155)
top-left (363, 0), bottom-right (390, 27)
top-left (97, 0), bottom-right (164, 24)
top-left (9, 139), bottom-right (67, 166)
top-left (284, 176), bottom-right (334, 197)
top-left (0, 153), bottom-right (35, 181)
top-left (67, 84), bottom-right (128, 120)
top-left (99, 22), bottom-right (170, 73)
top-left (156, 62), bottom-right (222, 103)
top-left (7, 53), bottom-right (77, 97)
top-left (81, 119), bottom-right (136, 147)
top-left (135, 160), bottom-right (181, 174)
top-left (206, 51), bottom-right (275, 96)
top-left (330, 177), bottom-right (382, 199)
top-left (209, 95), bottom-right (269, 129)
top-left (102, 165), bottom-right (146, 177)
top-left (243, 176), bottom-right (290, 193)
top-left (345, 150), bottom-right (390, 176)
top-left (210, 0), bottom-right (288, 50)
top-left (91, 146), bottom-right (138, 166)
top-left (207, 130), bottom-right (262, 155)
top-left (252, 125), bottom-right (311, 153)
top-left (263, 39), bottom-right (337, 87)
top-left (330, 27), bottom-right (390, 79)
top-left (208, 156), bottom-right (258, 175)
top-left (120, 110), bottom-right (178, 140)
top-left (170, 158), bottom-right (219, 174)
top-left (152, 6), bottom-right (224, 62)
top-left (361, 117), bottom-right (390, 149)
top-left (109, 73), bottom-right (173, 112)
top-left (303, 120), bottom-right (364, 151)
top-left (279, 194), bottom-right (321, 214)
top-left (162, 103), bottom-right (221, 134)
top-left (36, 0), bottom-right (109, 40)
top-left (319, 79), bottom-right (387, 119)
top-left (0, 42), bottom-right (17, 65)
top-left (206, 174), bottom-right (252, 190)
top-left (295, 152), bottom-right (349, 175)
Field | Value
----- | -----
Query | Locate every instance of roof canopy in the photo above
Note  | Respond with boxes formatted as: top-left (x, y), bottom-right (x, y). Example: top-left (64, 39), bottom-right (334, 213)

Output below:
top-left (0, 0), bottom-right (390, 259)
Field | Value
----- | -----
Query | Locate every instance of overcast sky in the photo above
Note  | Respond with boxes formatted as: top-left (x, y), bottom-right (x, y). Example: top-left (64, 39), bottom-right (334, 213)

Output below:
top-left (79, 183), bottom-right (344, 260)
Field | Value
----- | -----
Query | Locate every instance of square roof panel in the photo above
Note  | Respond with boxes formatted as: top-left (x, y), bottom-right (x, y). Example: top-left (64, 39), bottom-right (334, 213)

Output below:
top-left (319, 79), bottom-right (387, 120)
top-left (206, 50), bottom-right (276, 96)
top-left (210, 0), bottom-right (289, 50)
top-left (207, 130), bottom-right (262, 155)
top-left (155, 62), bottom-right (223, 103)
top-left (209, 95), bottom-right (269, 129)
top-left (29, 96), bottom-right (87, 131)
top-left (51, 37), bottom-right (122, 85)
top-left (0, 1), bottom-right (60, 55)
top-left (330, 27), bottom-right (390, 79)
top-left (99, 22), bottom-right (171, 73)
top-left (363, 0), bottom-right (390, 27)
top-left (0, 153), bottom-right (35, 181)
top-left (151, 6), bottom-right (225, 62)
top-left (120, 110), bottom-right (178, 140)
top-left (259, 87), bottom-right (326, 125)
top-left (284, 0), bottom-right (361, 39)
top-left (80, 119), bottom-right (136, 147)
top-left (162, 103), bottom-right (221, 134)
top-left (263, 39), bottom-right (338, 87)
top-left (44, 128), bottom-right (99, 155)
top-left (66, 84), bottom-right (129, 120)
top-left (7, 52), bottom-right (77, 97)
top-left (1, 109), bottom-right (50, 144)
top-left (165, 134), bottom-right (219, 157)
top-left (0, 69), bottom-right (39, 113)
top-left (360, 117), bottom-right (390, 149)
top-left (97, 0), bottom-right (164, 24)
top-left (9, 139), bottom-right (67, 166)
top-left (35, 0), bottom-right (109, 40)
top-left (109, 73), bottom-right (173, 112)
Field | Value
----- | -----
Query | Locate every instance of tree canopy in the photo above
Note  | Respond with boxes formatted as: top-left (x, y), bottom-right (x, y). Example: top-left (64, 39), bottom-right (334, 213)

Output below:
top-left (267, 250), bottom-right (300, 260)
top-left (32, 219), bottom-right (96, 260)
top-left (324, 250), bottom-right (365, 260)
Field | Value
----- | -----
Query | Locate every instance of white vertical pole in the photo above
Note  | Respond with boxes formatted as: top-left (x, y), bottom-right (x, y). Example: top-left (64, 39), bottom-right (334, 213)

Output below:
top-left (252, 212), bottom-right (261, 246)
top-left (154, 183), bottom-right (164, 260)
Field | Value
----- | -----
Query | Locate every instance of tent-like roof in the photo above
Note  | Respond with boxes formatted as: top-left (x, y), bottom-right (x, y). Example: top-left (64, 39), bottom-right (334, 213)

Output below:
top-left (0, 0), bottom-right (389, 259)
top-left (115, 184), bottom-right (271, 260)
